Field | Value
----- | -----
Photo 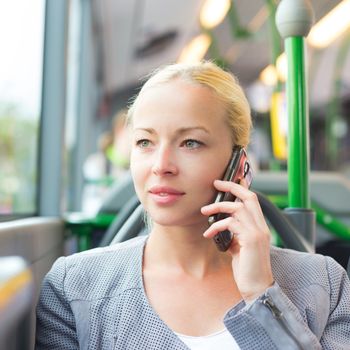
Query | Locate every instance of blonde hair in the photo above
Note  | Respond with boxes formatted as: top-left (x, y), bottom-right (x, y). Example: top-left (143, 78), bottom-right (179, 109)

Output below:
top-left (128, 61), bottom-right (252, 147)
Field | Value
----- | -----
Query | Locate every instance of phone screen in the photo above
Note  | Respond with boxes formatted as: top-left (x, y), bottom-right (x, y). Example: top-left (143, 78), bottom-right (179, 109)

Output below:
top-left (208, 146), bottom-right (253, 252)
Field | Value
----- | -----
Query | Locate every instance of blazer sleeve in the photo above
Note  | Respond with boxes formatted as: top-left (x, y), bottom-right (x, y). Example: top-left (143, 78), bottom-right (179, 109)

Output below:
top-left (35, 257), bottom-right (79, 350)
top-left (223, 282), bottom-right (322, 350)
top-left (320, 256), bottom-right (350, 349)
top-left (223, 257), bottom-right (350, 350)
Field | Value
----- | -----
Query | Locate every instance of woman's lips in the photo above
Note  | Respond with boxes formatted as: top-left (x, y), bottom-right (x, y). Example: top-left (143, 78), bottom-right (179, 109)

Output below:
top-left (149, 186), bottom-right (185, 204)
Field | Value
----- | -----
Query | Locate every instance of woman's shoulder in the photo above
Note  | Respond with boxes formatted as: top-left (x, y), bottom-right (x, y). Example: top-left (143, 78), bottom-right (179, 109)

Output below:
top-left (270, 245), bottom-right (345, 291)
top-left (46, 236), bottom-right (147, 301)
top-left (66, 235), bottom-right (146, 263)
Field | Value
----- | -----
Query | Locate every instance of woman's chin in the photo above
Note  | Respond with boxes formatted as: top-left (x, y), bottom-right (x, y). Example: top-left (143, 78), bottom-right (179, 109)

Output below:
top-left (149, 212), bottom-right (207, 229)
top-left (150, 216), bottom-right (183, 227)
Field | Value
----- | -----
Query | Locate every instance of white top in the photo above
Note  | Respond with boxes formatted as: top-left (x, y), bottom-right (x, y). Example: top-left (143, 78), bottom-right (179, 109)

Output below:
top-left (175, 328), bottom-right (240, 350)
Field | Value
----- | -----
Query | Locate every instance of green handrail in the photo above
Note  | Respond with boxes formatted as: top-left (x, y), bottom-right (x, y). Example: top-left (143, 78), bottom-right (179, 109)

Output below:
top-left (276, 1), bottom-right (314, 208)
top-left (65, 212), bottom-right (116, 251)
top-left (285, 37), bottom-right (310, 208)
top-left (276, 0), bottom-right (315, 247)
top-left (268, 194), bottom-right (350, 241)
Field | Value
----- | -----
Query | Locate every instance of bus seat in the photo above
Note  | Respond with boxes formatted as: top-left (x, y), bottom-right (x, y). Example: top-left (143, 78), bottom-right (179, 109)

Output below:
top-left (97, 172), bottom-right (135, 215)
top-left (99, 195), bottom-right (140, 247)
top-left (0, 256), bottom-right (34, 350)
top-left (252, 171), bottom-right (350, 249)
top-left (0, 218), bottom-right (64, 349)
top-left (109, 202), bottom-right (146, 246)
top-left (65, 174), bottom-right (136, 251)
top-left (252, 171), bottom-right (350, 215)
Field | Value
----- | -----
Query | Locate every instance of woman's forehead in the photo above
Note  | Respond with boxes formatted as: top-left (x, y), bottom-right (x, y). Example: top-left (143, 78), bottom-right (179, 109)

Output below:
top-left (132, 80), bottom-right (227, 123)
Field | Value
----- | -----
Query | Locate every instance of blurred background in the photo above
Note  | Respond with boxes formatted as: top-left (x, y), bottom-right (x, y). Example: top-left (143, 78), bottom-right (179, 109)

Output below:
top-left (1, 1), bottom-right (350, 348)
top-left (1, 0), bottom-right (350, 217)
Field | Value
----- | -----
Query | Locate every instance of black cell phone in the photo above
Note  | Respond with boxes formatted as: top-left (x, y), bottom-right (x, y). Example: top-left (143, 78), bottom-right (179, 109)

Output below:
top-left (208, 146), bottom-right (253, 252)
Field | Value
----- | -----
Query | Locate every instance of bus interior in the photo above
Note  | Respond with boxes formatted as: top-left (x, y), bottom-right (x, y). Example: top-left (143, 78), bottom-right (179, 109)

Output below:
top-left (1, 1), bottom-right (350, 349)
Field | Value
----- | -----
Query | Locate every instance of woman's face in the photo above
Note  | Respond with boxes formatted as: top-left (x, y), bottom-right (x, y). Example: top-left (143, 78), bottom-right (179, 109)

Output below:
top-left (130, 79), bottom-right (233, 228)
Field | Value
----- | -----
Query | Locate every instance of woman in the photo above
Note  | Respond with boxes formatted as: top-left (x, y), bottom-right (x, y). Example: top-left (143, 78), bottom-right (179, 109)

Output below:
top-left (36, 62), bottom-right (350, 349)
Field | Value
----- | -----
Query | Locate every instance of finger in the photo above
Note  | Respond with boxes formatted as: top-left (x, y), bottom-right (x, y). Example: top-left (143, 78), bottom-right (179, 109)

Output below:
top-left (214, 179), bottom-right (267, 231)
top-left (201, 201), bottom-right (244, 216)
top-left (203, 217), bottom-right (241, 238)
top-left (203, 185), bottom-right (263, 235)
top-left (202, 202), bottom-right (260, 247)
top-left (240, 192), bottom-right (269, 232)
top-left (213, 179), bottom-right (252, 202)
top-left (204, 202), bottom-right (256, 235)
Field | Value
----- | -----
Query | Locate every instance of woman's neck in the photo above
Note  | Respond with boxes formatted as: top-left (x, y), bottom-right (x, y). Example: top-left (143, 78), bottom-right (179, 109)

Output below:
top-left (144, 223), bottom-right (232, 279)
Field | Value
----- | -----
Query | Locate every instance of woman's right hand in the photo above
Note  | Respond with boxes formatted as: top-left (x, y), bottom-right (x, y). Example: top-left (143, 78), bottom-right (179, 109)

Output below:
top-left (201, 179), bottom-right (274, 302)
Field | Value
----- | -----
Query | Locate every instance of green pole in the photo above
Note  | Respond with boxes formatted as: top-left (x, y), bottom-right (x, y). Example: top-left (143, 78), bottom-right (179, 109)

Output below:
top-left (285, 37), bottom-right (310, 208)
top-left (276, 0), bottom-right (314, 209)
top-left (276, 0), bottom-right (316, 248)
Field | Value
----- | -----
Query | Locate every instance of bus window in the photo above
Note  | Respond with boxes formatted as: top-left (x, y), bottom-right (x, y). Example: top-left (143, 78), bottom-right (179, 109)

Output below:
top-left (0, 1), bottom-right (45, 216)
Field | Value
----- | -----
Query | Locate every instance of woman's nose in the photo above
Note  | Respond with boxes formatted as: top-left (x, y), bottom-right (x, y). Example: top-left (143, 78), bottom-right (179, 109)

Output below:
top-left (151, 146), bottom-right (178, 176)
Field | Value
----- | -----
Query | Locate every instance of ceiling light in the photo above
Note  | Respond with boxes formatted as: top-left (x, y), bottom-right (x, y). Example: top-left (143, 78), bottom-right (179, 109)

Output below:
top-left (260, 53), bottom-right (287, 86)
top-left (259, 2), bottom-right (350, 84)
top-left (200, 0), bottom-right (231, 29)
top-left (308, 0), bottom-right (350, 48)
top-left (276, 53), bottom-right (287, 82)
top-left (177, 34), bottom-right (211, 63)
top-left (260, 65), bottom-right (278, 86)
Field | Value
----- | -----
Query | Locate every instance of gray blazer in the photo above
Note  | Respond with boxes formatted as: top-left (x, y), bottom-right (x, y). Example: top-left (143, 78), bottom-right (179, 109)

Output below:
top-left (35, 236), bottom-right (350, 349)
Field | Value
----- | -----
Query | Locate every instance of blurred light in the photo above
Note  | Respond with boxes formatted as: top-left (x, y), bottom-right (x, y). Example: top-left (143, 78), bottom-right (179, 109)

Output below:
top-left (178, 34), bottom-right (211, 63)
top-left (246, 81), bottom-right (272, 114)
top-left (200, 0), bottom-right (231, 29)
top-left (332, 118), bottom-right (348, 138)
top-left (249, 6), bottom-right (268, 33)
top-left (276, 53), bottom-right (287, 82)
top-left (260, 53), bottom-right (287, 86)
top-left (260, 65), bottom-right (277, 86)
top-left (271, 92), bottom-right (287, 160)
top-left (308, 0), bottom-right (350, 48)
top-left (260, 1), bottom-right (350, 85)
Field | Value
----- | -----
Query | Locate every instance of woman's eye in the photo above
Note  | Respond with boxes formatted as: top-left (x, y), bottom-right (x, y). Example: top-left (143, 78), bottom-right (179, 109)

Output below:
top-left (182, 139), bottom-right (202, 149)
top-left (136, 139), bottom-right (151, 148)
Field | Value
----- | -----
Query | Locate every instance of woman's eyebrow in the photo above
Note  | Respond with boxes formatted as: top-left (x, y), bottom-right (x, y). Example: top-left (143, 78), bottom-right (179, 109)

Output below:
top-left (176, 126), bottom-right (210, 135)
top-left (133, 127), bottom-right (155, 134)
top-left (133, 126), bottom-right (210, 134)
